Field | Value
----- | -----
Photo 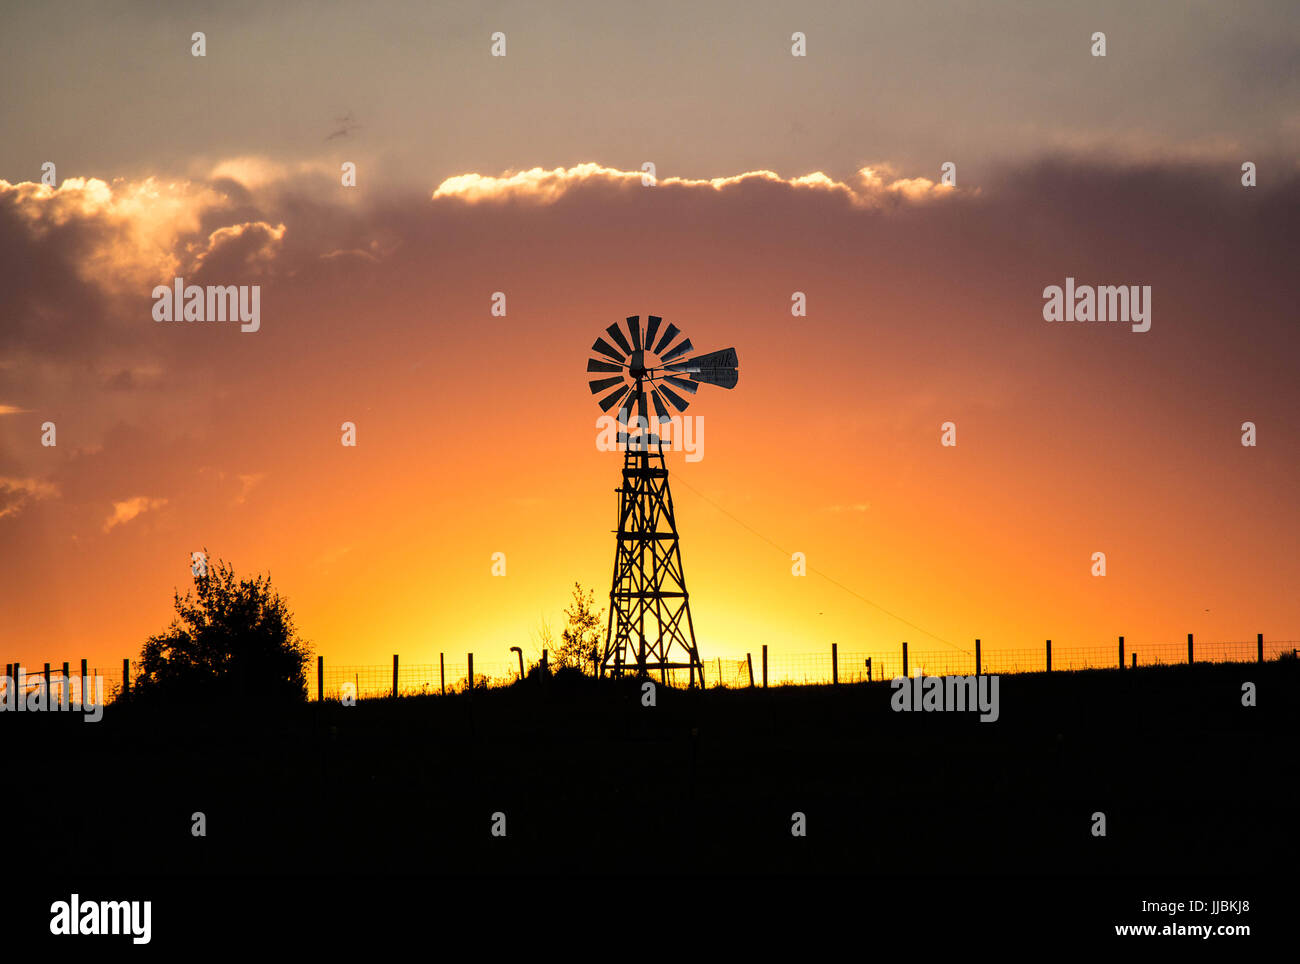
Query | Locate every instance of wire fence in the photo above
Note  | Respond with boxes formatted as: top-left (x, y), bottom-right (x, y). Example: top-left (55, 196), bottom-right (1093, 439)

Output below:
top-left (4, 637), bottom-right (1295, 705)
top-left (0, 666), bottom-right (108, 705)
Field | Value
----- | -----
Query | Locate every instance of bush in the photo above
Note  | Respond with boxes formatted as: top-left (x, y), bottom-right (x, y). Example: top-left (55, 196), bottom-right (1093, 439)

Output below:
top-left (132, 552), bottom-right (311, 708)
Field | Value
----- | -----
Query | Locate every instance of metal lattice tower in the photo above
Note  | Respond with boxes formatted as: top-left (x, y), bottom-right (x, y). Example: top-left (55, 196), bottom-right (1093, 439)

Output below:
top-left (585, 315), bottom-right (739, 686)
top-left (605, 444), bottom-right (700, 683)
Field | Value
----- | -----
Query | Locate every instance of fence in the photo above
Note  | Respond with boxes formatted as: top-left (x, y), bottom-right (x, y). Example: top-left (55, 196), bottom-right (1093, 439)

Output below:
top-left (4, 635), bottom-right (1295, 706)
top-left (0, 661), bottom-right (109, 706)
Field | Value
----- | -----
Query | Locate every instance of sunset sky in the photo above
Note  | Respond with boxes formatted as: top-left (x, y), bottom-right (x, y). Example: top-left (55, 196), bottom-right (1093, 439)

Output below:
top-left (2, 1), bottom-right (1298, 679)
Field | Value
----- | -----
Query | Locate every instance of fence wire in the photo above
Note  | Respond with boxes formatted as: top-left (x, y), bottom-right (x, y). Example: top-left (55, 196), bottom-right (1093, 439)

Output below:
top-left (5, 641), bottom-right (1295, 704)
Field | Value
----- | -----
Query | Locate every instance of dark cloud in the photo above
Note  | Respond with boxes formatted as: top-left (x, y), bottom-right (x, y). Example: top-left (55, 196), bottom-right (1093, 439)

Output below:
top-left (2, 157), bottom-right (1297, 477)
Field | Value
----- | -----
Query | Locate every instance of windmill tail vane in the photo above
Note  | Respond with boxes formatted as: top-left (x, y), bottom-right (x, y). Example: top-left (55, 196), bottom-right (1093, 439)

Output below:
top-left (586, 314), bottom-right (740, 684)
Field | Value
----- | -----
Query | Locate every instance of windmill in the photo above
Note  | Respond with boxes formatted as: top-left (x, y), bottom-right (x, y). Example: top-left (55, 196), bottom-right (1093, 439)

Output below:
top-left (587, 315), bottom-right (739, 685)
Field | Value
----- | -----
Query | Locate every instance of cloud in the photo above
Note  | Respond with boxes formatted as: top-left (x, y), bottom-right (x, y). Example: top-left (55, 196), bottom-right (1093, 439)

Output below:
top-left (103, 496), bottom-right (167, 533)
top-left (101, 364), bottom-right (164, 392)
top-left (194, 468), bottom-right (267, 506)
top-left (0, 404), bottom-right (31, 415)
top-left (235, 473), bottom-right (266, 505)
top-left (0, 477), bottom-right (58, 520)
top-left (431, 162), bottom-right (955, 207)
top-left (2, 154), bottom-right (1296, 517)
top-left (204, 156), bottom-right (335, 190)
top-left (190, 220), bottom-right (287, 277)
top-left (0, 176), bottom-right (224, 292)
top-left (320, 246), bottom-right (380, 263)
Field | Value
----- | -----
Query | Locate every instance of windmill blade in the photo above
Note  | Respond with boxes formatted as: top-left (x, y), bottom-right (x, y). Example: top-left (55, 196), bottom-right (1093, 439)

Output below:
top-left (592, 337), bottom-right (626, 363)
top-left (690, 367), bottom-right (738, 389)
top-left (659, 337), bottom-right (694, 363)
top-left (664, 375), bottom-right (698, 394)
top-left (663, 347), bottom-right (738, 372)
top-left (597, 385), bottom-right (630, 413)
top-left (617, 389), bottom-right (643, 426)
top-left (656, 383), bottom-right (691, 412)
top-left (587, 358), bottom-right (624, 373)
top-left (613, 385), bottom-right (636, 424)
top-left (644, 315), bottom-right (663, 352)
top-left (626, 315), bottom-right (642, 350)
top-left (605, 323), bottom-right (633, 355)
top-left (650, 388), bottom-right (672, 424)
top-left (589, 375), bottom-right (625, 394)
top-left (652, 323), bottom-right (680, 355)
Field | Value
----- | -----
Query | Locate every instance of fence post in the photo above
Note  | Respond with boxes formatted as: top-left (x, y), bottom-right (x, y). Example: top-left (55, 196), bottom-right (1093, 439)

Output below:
top-left (392, 654), bottom-right (399, 698)
top-left (832, 643), bottom-right (838, 686)
top-left (866, 657), bottom-right (872, 682)
top-left (62, 661), bottom-right (69, 708)
top-left (467, 653), bottom-right (474, 695)
top-left (902, 642), bottom-right (909, 679)
top-left (1187, 633), bottom-right (1193, 665)
top-left (440, 653), bottom-right (446, 695)
top-left (317, 656), bottom-right (324, 701)
top-left (1257, 633), bottom-right (1264, 663)
top-left (81, 658), bottom-right (87, 707)
top-left (1118, 636), bottom-right (1124, 669)
top-left (717, 656), bottom-right (722, 687)
top-left (44, 662), bottom-right (51, 704)
top-left (122, 659), bottom-right (130, 699)
top-left (1045, 639), bottom-right (1052, 673)
top-left (1131, 652), bottom-right (1136, 668)
top-left (747, 653), bottom-right (754, 687)
top-left (975, 639), bottom-right (981, 677)
top-left (762, 645), bottom-right (768, 689)
top-left (541, 649), bottom-right (548, 679)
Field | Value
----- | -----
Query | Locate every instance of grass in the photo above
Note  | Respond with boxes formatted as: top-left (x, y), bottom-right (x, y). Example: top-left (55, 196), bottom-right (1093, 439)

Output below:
top-left (5, 659), bottom-right (1293, 876)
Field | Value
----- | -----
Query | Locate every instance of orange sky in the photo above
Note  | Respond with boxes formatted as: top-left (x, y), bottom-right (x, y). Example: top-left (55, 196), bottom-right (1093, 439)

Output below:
top-left (2, 158), bottom-right (1298, 677)
top-left (5, 3), bottom-right (1299, 681)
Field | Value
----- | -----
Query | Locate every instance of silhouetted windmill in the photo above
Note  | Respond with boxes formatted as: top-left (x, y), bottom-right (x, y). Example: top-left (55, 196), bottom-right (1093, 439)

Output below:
top-left (587, 315), bottom-right (739, 685)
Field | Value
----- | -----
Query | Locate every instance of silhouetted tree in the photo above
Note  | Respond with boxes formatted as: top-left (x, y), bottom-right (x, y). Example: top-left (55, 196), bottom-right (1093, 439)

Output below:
top-left (557, 582), bottom-right (604, 673)
top-left (133, 551), bottom-right (310, 706)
